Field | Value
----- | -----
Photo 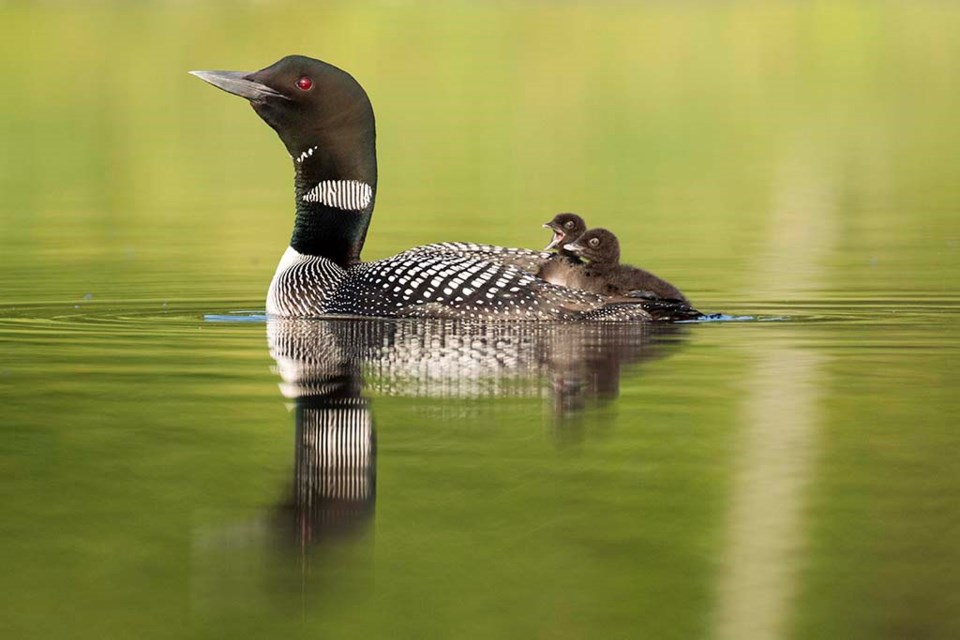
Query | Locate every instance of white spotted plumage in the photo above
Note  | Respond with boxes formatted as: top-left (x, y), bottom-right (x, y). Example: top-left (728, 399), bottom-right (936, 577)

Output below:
top-left (266, 245), bottom-right (667, 322)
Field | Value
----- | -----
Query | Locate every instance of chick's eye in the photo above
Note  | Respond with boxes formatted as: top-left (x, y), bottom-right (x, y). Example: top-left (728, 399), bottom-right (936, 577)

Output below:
top-left (296, 76), bottom-right (313, 91)
top-left (589, 238), bottom-right (600, 247)
top-left (564, 221), bottom-right (574, 229)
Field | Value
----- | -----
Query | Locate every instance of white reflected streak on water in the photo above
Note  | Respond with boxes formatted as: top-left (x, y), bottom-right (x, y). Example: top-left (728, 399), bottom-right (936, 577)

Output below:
top-left (711, 135), bottom-right (837, 640)
top-left (712, 347), bottom-right (824, 640)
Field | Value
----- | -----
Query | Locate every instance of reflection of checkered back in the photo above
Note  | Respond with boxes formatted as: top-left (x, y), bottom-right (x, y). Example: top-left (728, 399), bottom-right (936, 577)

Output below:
top-left (268, 317), bottom-right (671, 404)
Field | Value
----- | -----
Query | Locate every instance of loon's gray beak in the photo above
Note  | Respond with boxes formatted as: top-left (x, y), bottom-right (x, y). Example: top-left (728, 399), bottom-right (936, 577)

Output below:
top-left (563, 242), bottom-right (582, 253)
top-left (189, 69), bottom-right (290, 102)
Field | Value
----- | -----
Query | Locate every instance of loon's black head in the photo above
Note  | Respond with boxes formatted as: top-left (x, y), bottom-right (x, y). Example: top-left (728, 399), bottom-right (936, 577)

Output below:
top-left (543, 213), bottom-right (587, 251)
top-left (190, 55), bottom-right (375, 161)
top-left (190, 55), bottom-right (377, 266)
top-left (564, 228), bottom-right (620, 265)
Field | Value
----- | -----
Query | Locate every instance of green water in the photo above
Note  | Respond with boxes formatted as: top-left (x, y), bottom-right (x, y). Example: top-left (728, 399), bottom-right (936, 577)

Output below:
top-left (2, 2), bottom-right (959, 639)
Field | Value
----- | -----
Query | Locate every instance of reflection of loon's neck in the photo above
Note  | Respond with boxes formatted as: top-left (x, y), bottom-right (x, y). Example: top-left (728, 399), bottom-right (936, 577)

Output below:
top-left (295, 396), bottom-right (375, 510)
top-left (293, 395), bottom-right (375, 544)
top-left (268, 317), bottom-right (377, 546)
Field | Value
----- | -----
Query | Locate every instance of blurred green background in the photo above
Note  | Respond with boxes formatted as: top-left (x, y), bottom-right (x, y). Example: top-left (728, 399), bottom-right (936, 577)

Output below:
top-left (1, 2), bottom-right (959, 639)
top-left (2, 0), bottom-right (958, 305)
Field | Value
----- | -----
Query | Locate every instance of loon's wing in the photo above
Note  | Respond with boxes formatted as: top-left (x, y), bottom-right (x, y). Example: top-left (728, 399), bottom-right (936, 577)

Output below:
top-left (331, 250), bottom-right (697, 322)
top-left (400, 242), bottom-right (552, 275)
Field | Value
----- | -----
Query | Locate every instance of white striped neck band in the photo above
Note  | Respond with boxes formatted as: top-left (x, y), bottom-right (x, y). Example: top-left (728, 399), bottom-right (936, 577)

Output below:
top-left (301, 180), bottom-right (373, 211)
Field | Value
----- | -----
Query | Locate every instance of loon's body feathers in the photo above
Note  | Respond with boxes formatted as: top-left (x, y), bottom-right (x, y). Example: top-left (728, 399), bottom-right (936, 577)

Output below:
top-left (404, 242), bottom-right (553, 274)
top-left (267, 246), bottom-right (689, 321)
top-left (266, 247), bottom-right (346, 317)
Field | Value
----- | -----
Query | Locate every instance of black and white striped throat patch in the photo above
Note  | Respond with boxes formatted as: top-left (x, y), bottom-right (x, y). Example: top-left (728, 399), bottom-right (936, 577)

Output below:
top-left (302, 180), bottom-right (373, 211)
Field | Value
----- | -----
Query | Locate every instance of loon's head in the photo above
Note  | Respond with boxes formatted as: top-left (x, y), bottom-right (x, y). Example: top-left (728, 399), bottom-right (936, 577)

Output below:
top-left (564, 228), bottom-right (620, 265)
top-left (190, 55), bottom-right (377, 266)
top-left (543, 213), bottom-right (587, 251)
top-left (190, 55), bottom-right (375, 162)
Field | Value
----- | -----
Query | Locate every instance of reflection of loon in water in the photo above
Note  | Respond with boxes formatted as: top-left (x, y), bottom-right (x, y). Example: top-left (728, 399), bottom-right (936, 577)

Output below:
top-left (270, 324), bottom-right (375, 549)
top-left (268, 317), bottom-right (687, 548)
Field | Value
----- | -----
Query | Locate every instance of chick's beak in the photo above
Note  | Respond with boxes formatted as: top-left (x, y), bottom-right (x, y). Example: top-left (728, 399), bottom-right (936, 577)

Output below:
top-left (543, 224), bottom-right (563, 251)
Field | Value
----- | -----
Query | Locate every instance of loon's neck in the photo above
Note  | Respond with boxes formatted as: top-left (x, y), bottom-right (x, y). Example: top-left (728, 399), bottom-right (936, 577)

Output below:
top-left (290, 128), bottom-right (377, 267)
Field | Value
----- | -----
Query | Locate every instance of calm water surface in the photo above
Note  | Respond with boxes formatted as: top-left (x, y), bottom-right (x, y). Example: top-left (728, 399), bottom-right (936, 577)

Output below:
top-left (2, 3), bottom-right (959, 639)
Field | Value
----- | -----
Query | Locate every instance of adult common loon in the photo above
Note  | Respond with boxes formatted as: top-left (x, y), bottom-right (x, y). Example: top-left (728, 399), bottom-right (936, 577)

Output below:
top-left (564, 229), bottom-right (690, 304)
top-left (190, 55), bottom-right (700, 321)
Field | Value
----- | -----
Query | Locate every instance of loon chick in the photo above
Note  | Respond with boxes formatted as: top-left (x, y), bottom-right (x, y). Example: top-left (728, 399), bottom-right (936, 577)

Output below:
top-left (190, 55), bottom-right (696, 321)
top-left (564, 229), bottom-right (691, 305)
top-left (538, 212), bottom-right (587, 287)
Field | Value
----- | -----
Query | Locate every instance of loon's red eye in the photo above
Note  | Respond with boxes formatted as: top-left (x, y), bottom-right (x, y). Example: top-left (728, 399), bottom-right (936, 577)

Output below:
top-left (296, 76), bottom-right (313, 91)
